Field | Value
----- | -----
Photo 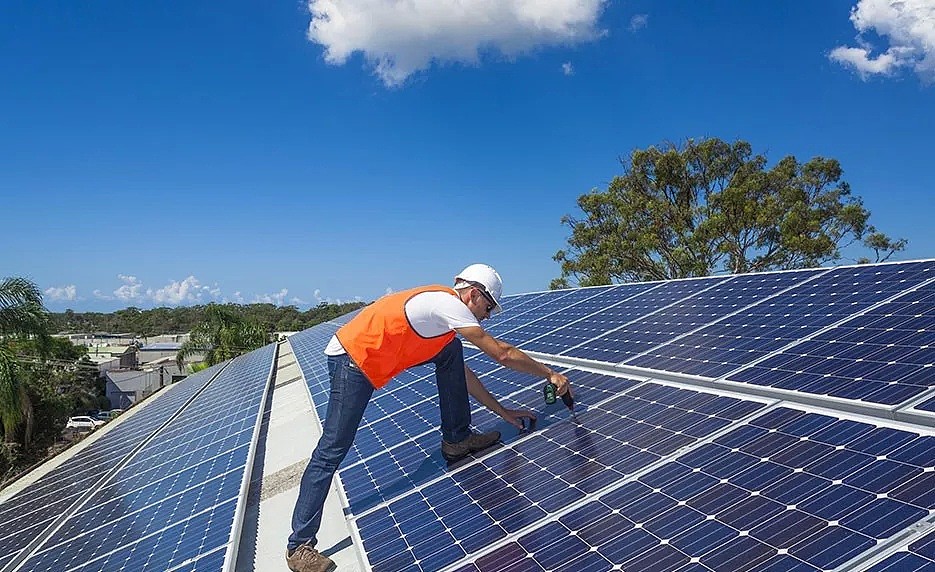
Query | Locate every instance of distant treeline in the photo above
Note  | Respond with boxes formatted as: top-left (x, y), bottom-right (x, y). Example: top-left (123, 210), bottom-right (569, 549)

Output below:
top-left (50, 302), bottom-right (368, 335)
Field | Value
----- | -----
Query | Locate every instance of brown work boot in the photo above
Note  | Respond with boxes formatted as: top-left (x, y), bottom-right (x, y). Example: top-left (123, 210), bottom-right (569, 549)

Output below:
top-left (286, 544), bottom-right (336, 572)
top-left (441, 430), bottom-right (501, 462)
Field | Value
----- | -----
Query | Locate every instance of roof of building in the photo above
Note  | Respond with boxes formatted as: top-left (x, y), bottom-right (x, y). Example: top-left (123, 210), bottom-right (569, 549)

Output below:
top-left (4, 259), bottom-right (935, 572)
top-left (139, 342), bottom-right (183, 351)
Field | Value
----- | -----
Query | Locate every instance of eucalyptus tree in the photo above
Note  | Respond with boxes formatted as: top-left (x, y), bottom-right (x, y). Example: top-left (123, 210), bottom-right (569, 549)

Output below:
top-left (553, 138), bottom-right (906, 288)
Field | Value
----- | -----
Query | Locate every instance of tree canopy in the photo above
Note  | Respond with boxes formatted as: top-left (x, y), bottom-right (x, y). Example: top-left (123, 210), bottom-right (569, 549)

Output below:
top-left (176, 304), bottom-right (270, 367)
top-left (552, 138), bottom-right (907, 288)
top-left (0, 277), bottom-right (49, 447)
top-left (49, 301), bottom-right (366, 336)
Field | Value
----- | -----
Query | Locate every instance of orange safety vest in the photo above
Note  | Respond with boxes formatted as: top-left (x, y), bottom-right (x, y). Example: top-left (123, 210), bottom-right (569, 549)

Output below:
top-left (336, 285), bottom-right (459, 389)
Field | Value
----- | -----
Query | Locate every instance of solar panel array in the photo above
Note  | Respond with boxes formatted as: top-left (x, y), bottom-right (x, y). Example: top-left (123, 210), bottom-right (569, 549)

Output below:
top-left (289, 260), bottom-right (935, 572)
top-left (0, 343), bottom-right (276, 572)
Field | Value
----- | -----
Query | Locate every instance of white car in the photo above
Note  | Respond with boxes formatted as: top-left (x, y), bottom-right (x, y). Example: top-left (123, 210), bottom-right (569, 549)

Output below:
top-left (66, 416), bottom-right (105, 431)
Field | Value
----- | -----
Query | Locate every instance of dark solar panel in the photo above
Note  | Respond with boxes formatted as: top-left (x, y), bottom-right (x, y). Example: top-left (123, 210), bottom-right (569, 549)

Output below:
top-left (352, 383), bottom-right (767, 572)
top-left (13, 344), bottom-right (275, 572)
top-left (726, 280), bottom-right (935, 405)
top-left (453, 405), bottom-right (934, 572)
top-left (0, 361), bottom-right (226, 568)
top-left (601, 268), bottom-right (824, 368)
top-left (864, 528), bottom-right (935, 571)
top-left (288, 259), bottom-right (935, 572)
top-left (550, 277), bottom-right (732, 363)
top-left (621, 261), bottom-right (935, 386)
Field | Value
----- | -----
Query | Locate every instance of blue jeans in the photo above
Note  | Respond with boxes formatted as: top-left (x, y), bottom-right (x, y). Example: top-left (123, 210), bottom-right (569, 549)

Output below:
top-left (288, 338), bottom-right (471, 549)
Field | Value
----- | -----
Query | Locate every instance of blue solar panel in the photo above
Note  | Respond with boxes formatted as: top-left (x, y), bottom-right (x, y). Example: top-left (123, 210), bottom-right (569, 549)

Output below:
top-left (501, 283), bottom-right (658, 352)
top-left (553, 276), bottom-right (732, 363)
top-left (585, 269), bottom-right (818, 368)
top-left (453, 405), bottom-right (934, 572)
top-left (725, 269), bottom-right (935, 405)
top-left (352, 382), bottom-right (767, 572)
top-left (285, 260), bottom-right (935, 572)
top-left (916, 395), bottom-right (935, 413)
top-left (865, 528), bottom-right (935, 571)
top-left (13, 344), bottom-right (275, 571)
top-left (288, 323), bottom-right (340, 418)
top-left (0, 361), bottom-right (226, 569)
top-left (603, 261), bottom-right (935, 384)
top-left (484, 287), bottom-right (616, 339)
top-left (483, 291), bottom-right (582, 337)
top-left (339, 369), bottom-right (643, 515)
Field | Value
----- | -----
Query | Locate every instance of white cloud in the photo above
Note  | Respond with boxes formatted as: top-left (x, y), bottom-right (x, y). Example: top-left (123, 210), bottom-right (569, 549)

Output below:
top-left (45, 285), bottom-right (77, 302)
top-left (114, 274), bottom-right (143, 302)
top-left (231, 291), bottom-right (245, 304)
top-left (253, 289), bottom-right (289, 305)
top-left (148, 276), bottom-right (206, 305)
top-left (307, 0), bottom-right (609, 86)
top-left (562, 61), bottom-right (575, 75)
top-left (92, 289), bottom-right (112, 300)
top-left (830, 0), bottom-right (935, 83)
top-left (629, 14), bottom-right (648, 32)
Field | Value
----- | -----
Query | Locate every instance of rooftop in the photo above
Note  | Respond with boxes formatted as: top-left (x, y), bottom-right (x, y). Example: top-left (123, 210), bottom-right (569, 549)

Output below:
top-left (2, 259), bottom-right (935, 572)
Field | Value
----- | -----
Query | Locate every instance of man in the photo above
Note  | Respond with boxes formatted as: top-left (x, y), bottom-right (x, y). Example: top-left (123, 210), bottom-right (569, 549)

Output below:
top-left (286, 264), bottom-right (572, 572)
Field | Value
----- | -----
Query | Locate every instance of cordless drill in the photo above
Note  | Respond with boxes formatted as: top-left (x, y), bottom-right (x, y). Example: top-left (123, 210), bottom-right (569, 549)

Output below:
top-left (543, 382), bottom-right (574, 410)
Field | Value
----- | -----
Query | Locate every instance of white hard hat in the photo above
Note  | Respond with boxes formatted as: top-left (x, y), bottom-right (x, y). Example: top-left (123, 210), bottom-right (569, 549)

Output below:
top-left (456, 263), bottom-right (503, 315)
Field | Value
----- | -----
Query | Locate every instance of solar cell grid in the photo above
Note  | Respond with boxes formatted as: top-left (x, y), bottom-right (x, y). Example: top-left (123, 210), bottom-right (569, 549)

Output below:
top-left (458, 404), bottom-right (934, 572)
top-left (481, 291), bottom-right (554, 328)
top-left (500, 283), bottom-right (658, 350)
top-left (352, 382), bottom-right (767, 572)
top-left (333, 350), bottom-right (504, 466)
top-left (619, 269), bottom-right (823, 370)
top-left (916, 395), bottom-right (935, 413)
top-left (339, 369), bottom-right (643, 514)
top-left (171, 546), bottom-right (227, 572)
top-left (14, 344), bottom-right (275, 572)
top-left (0, 362), bottom-right (226, 569)
top-left (612, 261), bottom-right (935, 384)
top-left (864, 527), bottom-right (935, 571)
top-left (287, 323), bottom-right (340, 415)
top-left (726, 280), bottom-right (935, 406)
top-left (555, 276), bottom-right (732, 363)
top-left (483, 291), bottom-right (581, 338)
top-left (64, 499), bottom-right (237, 572)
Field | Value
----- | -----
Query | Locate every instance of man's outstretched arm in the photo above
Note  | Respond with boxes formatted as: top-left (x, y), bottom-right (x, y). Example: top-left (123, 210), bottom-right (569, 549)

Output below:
top-left (455, 325), bottom-right (571, 396)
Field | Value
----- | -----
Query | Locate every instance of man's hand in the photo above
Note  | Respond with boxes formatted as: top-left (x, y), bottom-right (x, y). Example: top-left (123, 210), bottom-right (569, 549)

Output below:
top-left (500, 408), bottom-right (537, 430)
top-left (548, 371), bottom-right (572, 397)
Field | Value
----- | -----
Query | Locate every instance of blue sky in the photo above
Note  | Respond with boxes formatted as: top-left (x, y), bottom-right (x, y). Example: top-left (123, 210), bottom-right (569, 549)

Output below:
top-left (2, 1), bottom-right (933, 312)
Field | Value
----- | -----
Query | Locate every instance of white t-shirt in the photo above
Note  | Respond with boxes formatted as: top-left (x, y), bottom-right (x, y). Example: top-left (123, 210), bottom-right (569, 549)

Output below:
top-left (324, 290), bottom-right (480, 355)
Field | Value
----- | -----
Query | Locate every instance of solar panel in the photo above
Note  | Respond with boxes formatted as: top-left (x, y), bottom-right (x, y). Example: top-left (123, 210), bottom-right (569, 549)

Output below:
top-left (484, 287), bottom-right (617, 339)
top-left (863, 527), bottom-right (935, 571)
top-left (720, 273), bottom-right (935, 406)
top-left (620, 262), bottom-right (933, 383)
top-left (915, 396), bottom-right (935, 414)
top-left (0, 361), bottom-right (227, 569)
top-left (9, 343), bottom-right (276, 572)
top-left (545, 276), bottom-right (733, 363)
top-left (499, 283), bottom-right (658, 351)
top-left (286, 259), bottom-right (935, 572)
top-left (451, 404), bottom-right (934, 572)
top-left (351, 381), bottom-right (769, 572)
top-left (338, 367), bottom-right (645, 515)
top-left (581, 269), bottom-right (818, 367)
